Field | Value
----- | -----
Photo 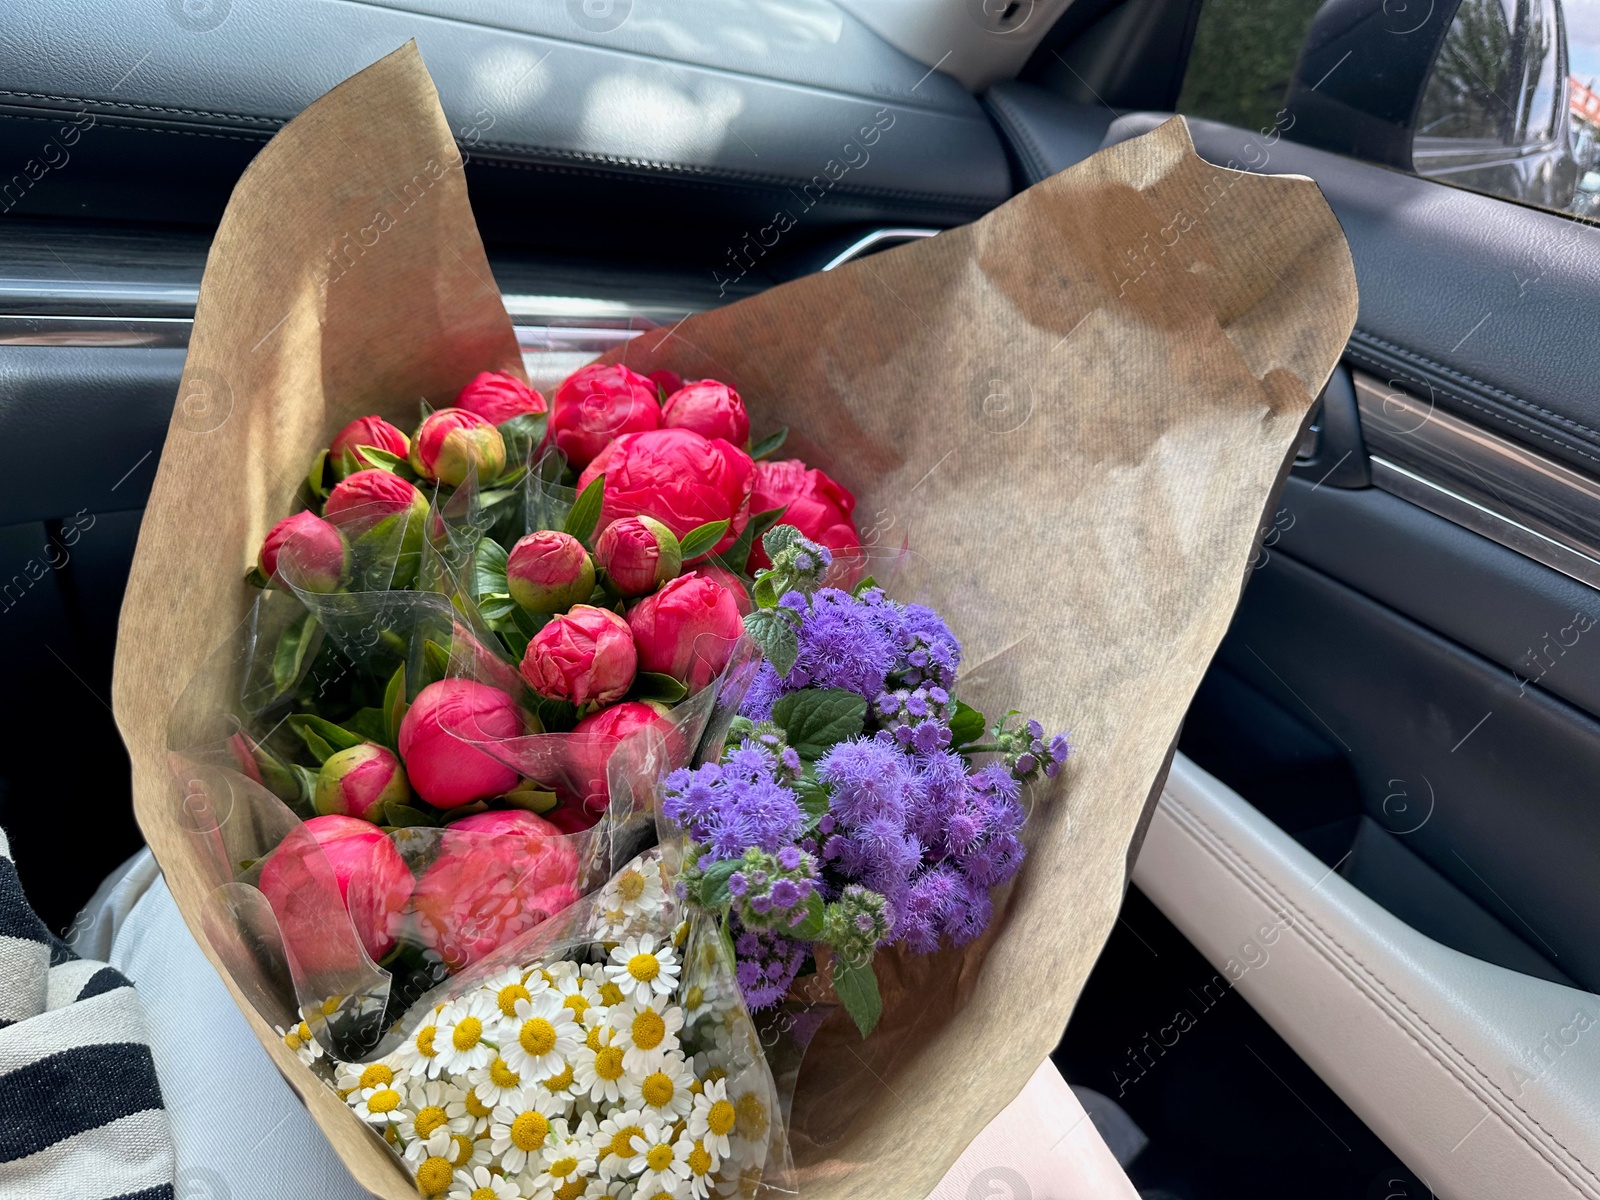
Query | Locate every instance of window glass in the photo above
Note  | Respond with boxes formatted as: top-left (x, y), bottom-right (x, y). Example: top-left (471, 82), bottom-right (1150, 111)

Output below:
top-left (1176, 0), bottom-right (1327, 133)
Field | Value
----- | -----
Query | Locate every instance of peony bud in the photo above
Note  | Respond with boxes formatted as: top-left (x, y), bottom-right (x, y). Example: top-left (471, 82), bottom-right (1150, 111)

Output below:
top-left (645, 368), bottom-right (683, 398)
top-left (258, 511), bottom-right (348, 593)
top-left (409, 407), bottom-right (507, 486)
top-left (579, 428), bottom-right (753, 555)
top-left (411, 810), bottom-right (578, 969)
top-left (313, 743), bottom-right (410, 821)
top-left (454, 371), bottom-right (547, 426)
top-left (327, 415), bottom-right (409, 478)
top-left (548, 363), bottom-right (660, 468)
top-left (595, 514), bottom-right (681, 597)
top-left (558, 700), bottom-right (678, 826)
top-left (693, 562), bottom-right (754, 616)
top-left (627, 571), bottom-right (743, 691)
top-left (520, 604), bottom-right (637, 707)
top-left (506, 529), bottom-right (595, 613)
top-left (746, 458), bottom-right (860, 573)
top-left (322, 468), bottom-right (429, 589)
top-left (661, 379), bottom-right (750, 447)
top-left (257, 814), bottom-right (414, 963)
top-left (397, 679), bottom-right (525, 808)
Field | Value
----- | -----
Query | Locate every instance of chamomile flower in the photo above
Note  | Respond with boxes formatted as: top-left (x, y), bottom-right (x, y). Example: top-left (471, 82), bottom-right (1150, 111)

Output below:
top-left (446, 1083), bottom-right (499, 1137)
top-left (447, 1165), bottom-right (523, 1200)
top-left (554, 974), bottom-right (604, 1028)
top-left (627, 1119), bottom-right (689, 1197)
top-left (600, 860), bottom-right (666, 928)
top-left (624, 1053), bottom-right (694, 1120)
top-left (468, 1055), bottom-right (526, 1107)
top-left (678, 979), bottom-right (720, 1024)
top-left (531, 1114), bottom-right (598, 1196)
top-left (585, 1181), bottom-right (636, 1200)
top-left (435, 993), bottom-right (501, 1075)
top-left (538, 1058), bottom-right (579, 1110)
top-left (352, 1079), bottom-right (408, 1126)
top-left (612, 998), bottom-right (683, 1074)
top-left (675, 1133), bottom-right (718, 1198)
top-left (591, 1107), bottom-right (648, 1179)
top-left (334, 1059), bottom-right (402, 1099)
top-left (686, 1079), bottom-right (736, 1162)
top-left (405, 1127), bottom-right (490, 1173)
top-left (409, 1144), bottom-right (457, 1200)
top-left (275, 1020), bottom-right (323, 1066)
top-left (605, 935), bottom-right (680, 1006)
top-left (399, 1080), bottom-right (465, 1144)
top-left (712, 1164), bottom-right (765, 1200)
top-left (483, 965), bottom-right (547, 1021)
top-left (394, 1006), bottom-right (448, 1078)
top-left (572, 1024), bottom-right (630, 1104)
top-left (500, 989), bottom-right (582, 1079)
top-left (489, 1087), bottom-right (566, 1174)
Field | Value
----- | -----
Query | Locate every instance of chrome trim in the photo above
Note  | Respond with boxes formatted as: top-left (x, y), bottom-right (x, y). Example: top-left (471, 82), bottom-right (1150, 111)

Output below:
top-left (821, 227), bottom-right (939, 271)
top-left (1355, 370), bottom-right (1600, 591)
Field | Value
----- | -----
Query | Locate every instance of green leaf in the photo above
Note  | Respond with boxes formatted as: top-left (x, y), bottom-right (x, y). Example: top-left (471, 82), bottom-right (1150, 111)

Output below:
top-left (287, 714), bottom-right (365, 764)
top-left (655, 382), bottom-right (670, 406)
top-left (473, 536), bottom-right (510, 600)
top-left (851, 575), bottom-right (878, 597)
top-left (762, 522), bottom-right (803, 561)
top-left (383, 663), bottom-right (408, 746)
top-left (634, 672), bottom-right (689, 703)
top-left (743, 608), bottom-right (798, 677)
top-left (380, 802), bottom-right (438, 829)
top-left (356, 444), bottom-right (407, 473)
top-left (564, 473), bottom-right (606, 545)
top-left (751, 573), bottom-right (782, 610)
top-left (346, 707), bottom-right (390, 745)
top-left (789, 891), bottom-right (826, 940)
top-left (794, 774), bottom-right (831, 822)
top-left (832, 953), bottom-right (882, 1037)
top-left (948, 699), bottom-right (987, 749)
top-left (710, 505), bottom-right (787, 578)
top-left (770, 688), bottom-right (867, 759)
top-left (271, 611), bottom-right (318, 696)
top-left (498, 412), bottom-right (547, 464)
top-left (502, 782), bottom-right (559, 814)
top-left (421, 639), bottom-right (452, 685)
top-left (677, 519), bottom-right (729, 561)
top-left (306, 448), bottom-right (330, 501)
top-left (749, 427), bottom-right (788, 460)
top-left (699, 859), bottom-right (742, 908)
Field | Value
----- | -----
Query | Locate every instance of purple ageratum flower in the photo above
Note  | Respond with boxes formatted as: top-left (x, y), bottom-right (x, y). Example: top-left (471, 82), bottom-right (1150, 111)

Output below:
top-left (782, 588), bottom-right (898, 699)
top-left (777, 845), bottom-right (802, 871)
top-left (732, 924), bottom-right (807, 1010)
top-left (894, 864), bottom-right (963, 954)
top-left (907, 750), bottom-right (967, 849)
top-left (959, 831), bottom-right (1025, 889)
top-left (737, 661), bottom-right (784, 722)
top-left (816, 737), bottom-right (913, 827)
top-left (897, 603), bottom-right (961, 689)
top-left (942, 877), bottom-right (994, 946)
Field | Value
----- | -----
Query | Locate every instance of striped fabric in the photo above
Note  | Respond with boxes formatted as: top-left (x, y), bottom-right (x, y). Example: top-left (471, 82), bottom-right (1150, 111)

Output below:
top-left (0, 829), bottom-right (175, 1200)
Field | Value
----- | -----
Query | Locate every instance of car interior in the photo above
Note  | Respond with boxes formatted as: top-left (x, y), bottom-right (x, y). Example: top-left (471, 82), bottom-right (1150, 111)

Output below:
top-left (3, 1), bottom-right (1598, 1196)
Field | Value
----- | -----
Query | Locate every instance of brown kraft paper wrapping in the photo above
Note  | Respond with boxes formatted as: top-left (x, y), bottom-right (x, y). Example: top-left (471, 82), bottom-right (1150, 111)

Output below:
top-left (111, 43), bottom-right (1357, 1200)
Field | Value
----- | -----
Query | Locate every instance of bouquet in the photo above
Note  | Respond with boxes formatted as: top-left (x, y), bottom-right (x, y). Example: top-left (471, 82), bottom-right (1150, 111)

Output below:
top-left (113, 43), bottom-right (1356, 1200)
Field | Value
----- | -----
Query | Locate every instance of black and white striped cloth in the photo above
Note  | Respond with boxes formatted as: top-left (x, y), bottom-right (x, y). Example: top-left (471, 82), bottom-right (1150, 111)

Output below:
top-left (0, 828), bottom-right (175, 1200)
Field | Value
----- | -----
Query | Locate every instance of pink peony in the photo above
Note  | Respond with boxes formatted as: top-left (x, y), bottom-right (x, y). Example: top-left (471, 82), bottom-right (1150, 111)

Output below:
top-left (397, 679), bottom-right (524, 808)
top-left (257, 511), bottom-right (347, 593)
top-left (693, 562), bottom-right (753, 616)
top-left (257, 814), bottom-right (414, 963)
top-left (409, 407), bottom-right (506, 486)
top-left (661, 379), bottom-right (749, 447)
top-left (454, 370), bottom-right (547, 426)
top-left (519, 605), bottom-right (637, 707)
top-left (322, 468), bottom-right (427, 539)
top-left (594, 515), bottom-right (680, 597)
top-left (578, 428), bottom-right (753, 555)
top-left (557, 701), bottom-right (678, 824)
top-left (506, 530), bottom-right (595, 613)
top-left (328, 415), bottom-right (409, 477)
top-left (313, 743), bottom-right (410, 821)
top-left (746, 458), bottom-right (860, 572)
top-left (547, 363), bottom-right (660, 468)
top-left (645, 368), bottom-right (683, 397)
top-left (410, 810), bottom-right (580, 969)
top-left (627, 572), bottom-right (743, 691)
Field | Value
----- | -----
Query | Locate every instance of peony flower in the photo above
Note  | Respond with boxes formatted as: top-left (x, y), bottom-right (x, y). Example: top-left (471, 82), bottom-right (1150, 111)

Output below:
top-left (627, 572), bottom-right (743, 692)
top-left (328, 415), bottom-right (410, 477)
top-left (257, 814), bottom-right (414, 963)
top-left (661, 379), bottom-right (749, 448)
top-left (519, 605), bottom-right (636, 707)
top-left (454, 370), bottom-right (547, 426)
top-left (410, 407), bottom-right (507, 487)
top-left (397, 679), bottom-right (525, 808)
top-left (594, 515), bottom-right (681, 597)
top-left (410, 810), bottom-right (579, 970)
top-left (548, 363), bottom-right (660, 468)
top-left (559, 700), bottom-right (677, 825)
top-left (578, 428), bottom-right (753, 555)
top-left (645, 368), bottom-right (682, 397)
top-left (506, 529), bottom-right (595, 613)
top-left (322, 468), bottom-right (428, 539)
top-left (257, 511), bottom-right (347, 593)
top-left (313, 742), bottom-right (410, 821)
top-left (692, 562), bottom-right (753, 616)
top-left (746, 458), bottom-right (860, 572)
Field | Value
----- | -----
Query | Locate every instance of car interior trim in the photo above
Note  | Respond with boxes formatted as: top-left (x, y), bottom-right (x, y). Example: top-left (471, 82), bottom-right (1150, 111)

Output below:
top-left (819, 227), bottom-right (939, 271)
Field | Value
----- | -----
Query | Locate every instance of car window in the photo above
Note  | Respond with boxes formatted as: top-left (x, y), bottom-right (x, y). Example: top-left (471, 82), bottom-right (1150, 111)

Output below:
top-left (1176, 0), bottom-right (1327, 134)
top-left (1412, 0), bottom-right (1600, 218)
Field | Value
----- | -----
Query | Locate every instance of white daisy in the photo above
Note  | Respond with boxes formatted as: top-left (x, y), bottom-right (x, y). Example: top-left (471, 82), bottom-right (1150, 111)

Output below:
top-left (434, 993), bottom-right (501, 1076)
top-left (448, 1165), bottom-right (522, 1200)
top-left (686, 1079), bottom-right (736, 1162)
top-left (585, 1181), bottom-right (636, 1200)
top-left (393, 1005), bottom-right (449, 1078)
top-left (531, 1113), bottom-right (598, 1197)
top-left (351, 1079), bottom-right (408, 1126)
top-left (591, 1107), bottom-right (648, 1180)
top-left (596, 860), bottom-right (667, 937)
top-left (554, 973), bottom-right (605, 1029)
top-left (678, 978), bottom-right (721, 1025)
top-left (468, 1054), bottom-right (527, 1108)
top-left (398, 1079), bottom-right (463, 1144)
top-left (675, 1133), bottom-right (718, 1198)
top-left (536, 1058), bottom-right (580, 1115)
top-left (604, 935), bottom-right (680, 1006)
top-left (408, 1141), bottom-right (458, 1200)
top-left (446, 1083), bottom-right (499, 1137)
top-left (612, 998), bottom-right (684, 1074)
top-left (499, 989), bottom-right (582, 1079)
top-left (274, 1020), bottom-right (323, 1067)
top-left (571, 1024), bottom-right (629, 1105)
top-left (488, 1086), bottom-right (566, 1175)
top-left (405, 1127), bottom-right (491, 1173)
top-left (623, 1052), bottom-right (694, 1120)
top-left (334, 1058), bottom-right (403, 1100)
top-left (626, 1119), bottom-right (689, 1197)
